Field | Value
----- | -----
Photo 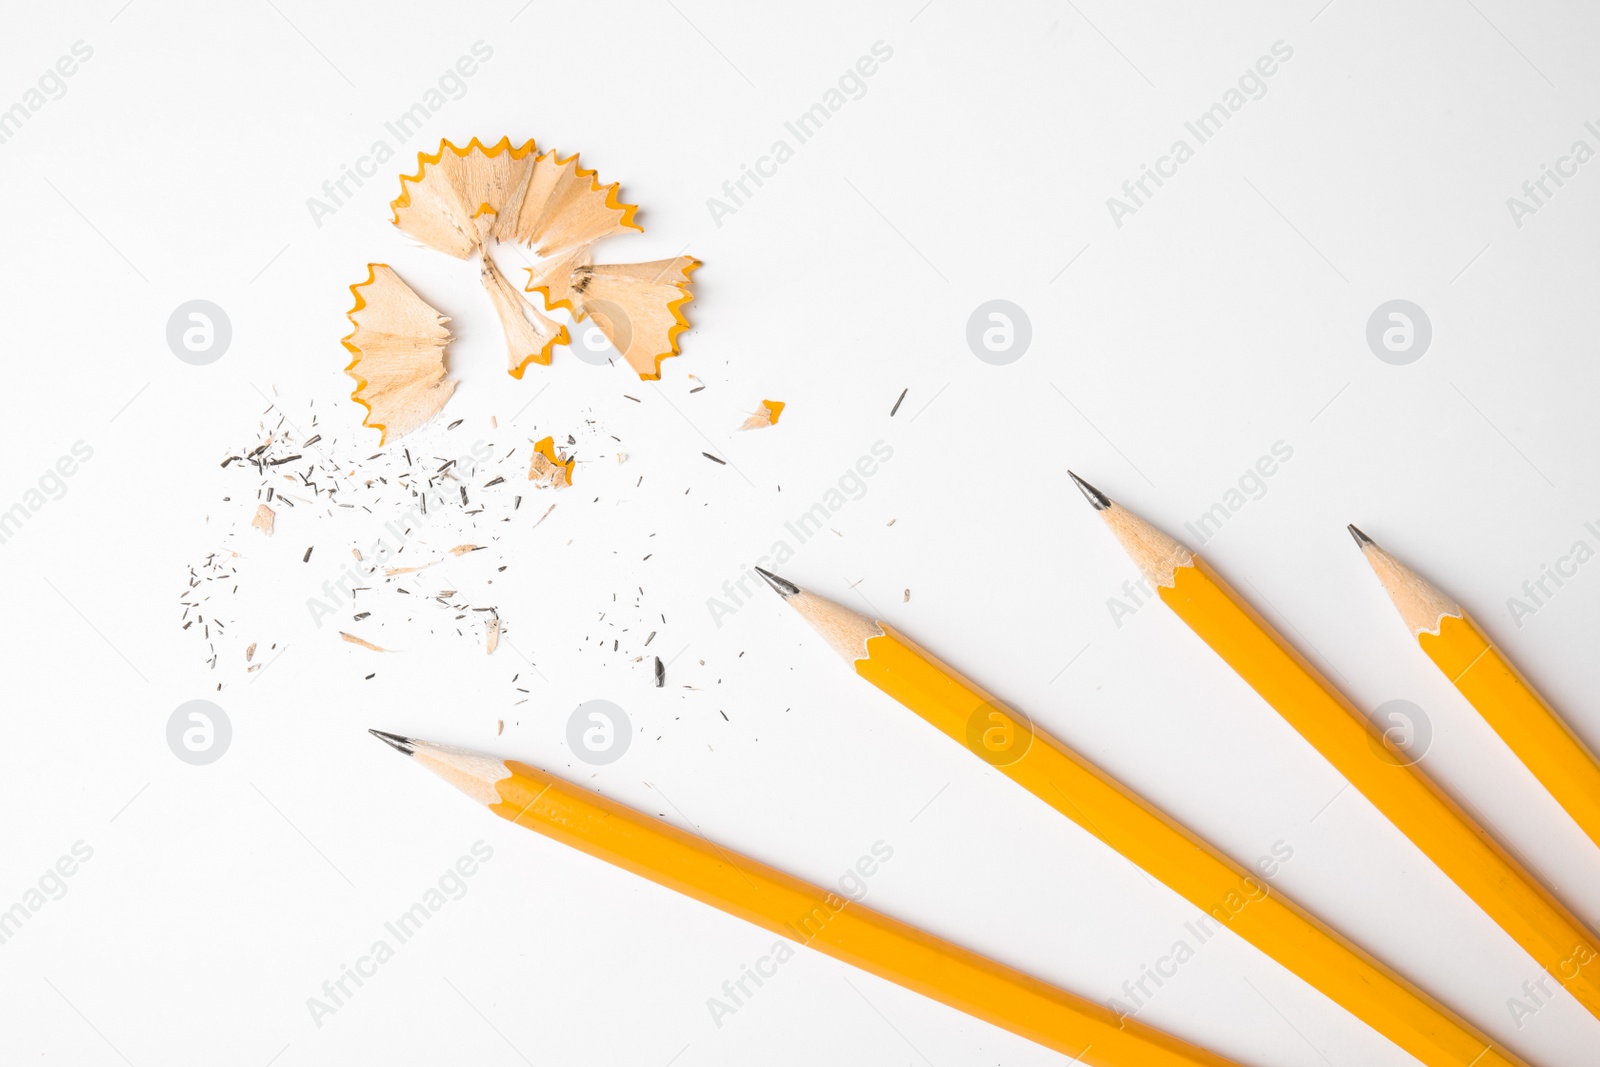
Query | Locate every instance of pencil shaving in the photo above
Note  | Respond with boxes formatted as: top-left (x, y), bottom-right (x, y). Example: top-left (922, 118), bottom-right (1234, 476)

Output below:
top-left (390, 137), bottom-right (699, 380)
top-left (540, 257), bottom-right (699, 379)
top-left (528, 436), bottom-right (574, 489)
top-left (342, 264), bottom-right (457, 443)
top-left (486, 617), bottom-right (501, 655)
top-left (739, 399), bottom-right (785, 431)
top-left (340, 632), bottom-right (387, 652)
top-left (252, 504), bottom-right (276, 536)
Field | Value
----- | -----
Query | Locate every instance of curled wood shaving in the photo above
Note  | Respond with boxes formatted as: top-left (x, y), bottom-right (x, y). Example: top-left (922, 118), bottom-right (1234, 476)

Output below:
top-left (548, 257), bottom-right (698, 379)
top-left (388, 137), bottom-right (699, 380)
top-left (341, 264), bottom-right (456, 443)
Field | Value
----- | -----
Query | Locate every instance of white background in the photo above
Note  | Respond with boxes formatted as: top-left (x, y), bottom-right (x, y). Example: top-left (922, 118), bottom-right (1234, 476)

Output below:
top-left (2, 1), bottom-right (1598, 1065)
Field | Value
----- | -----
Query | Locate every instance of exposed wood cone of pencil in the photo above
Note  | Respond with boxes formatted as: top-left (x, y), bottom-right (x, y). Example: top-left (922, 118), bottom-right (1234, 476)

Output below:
top-left (1069, 471), bottom-right (1600, 1024)
top-left (753, 569), bottom-right (1530, 1067)
top-left (369, 730), bottom-right (1240, 1067)
top-left (1349, 524), bottom-right (1600, 854)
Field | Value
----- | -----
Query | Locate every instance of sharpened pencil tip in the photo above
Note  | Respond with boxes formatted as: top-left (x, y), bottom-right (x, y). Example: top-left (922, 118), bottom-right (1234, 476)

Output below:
top-left (1347, 524), bottom-right (1374, 548)
top-left (1067, 471), bottom-right (1112, 511)
top-left (368, 728), bottom-right (415, 756)
top-left (753, 566), bottom-right (799, 598)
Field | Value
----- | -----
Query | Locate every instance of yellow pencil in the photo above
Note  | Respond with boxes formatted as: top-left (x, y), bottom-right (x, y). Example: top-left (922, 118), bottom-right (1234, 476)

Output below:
top-left (369, 729), bottom-right (1241, 1067)
top-left (1351, 524), bottom-right (1600, 853)
top-left (753, 569), bottom-right (1529, 1067)
top-left (1070, 472), bottom-right (1600, 1022)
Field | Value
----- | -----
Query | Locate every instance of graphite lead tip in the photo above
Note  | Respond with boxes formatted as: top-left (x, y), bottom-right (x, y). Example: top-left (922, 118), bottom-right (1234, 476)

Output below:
top-left (753, 566), bottom-right (800, 598)
top-left (1067, 471), bottom-right (1112, 511)
top-left (1347, 524), bottom-right (1375, 548)
top-left (368, 728), bottom-right (416, 756)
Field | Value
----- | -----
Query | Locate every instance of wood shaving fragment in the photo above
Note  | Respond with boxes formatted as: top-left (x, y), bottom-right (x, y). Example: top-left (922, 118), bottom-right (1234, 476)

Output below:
top-left (496, 719), bottom-right (504, 735)
top-left (245, 642), bottom-right (256, 662)
top-left (555, 257), bottom-right (699, 379)
top-left (341, 264), bottom-right (456, 443)
top-left (251, 504), bottom-right (275, 536)
top-left (528, 436), bottom-right (574, 488)
top-left (904, 589), bottom-right (910, 602)
top-left (339, 632), bottom-right (387, 652)
top-left (385, 562), bottom-right (438, 577)
top-left (485, 617), bottom-right (501, 655)
top-left (688, 375), bottom-right (705, 393)
top-left (887, 518), bottom-right (896, 526)
top-left (451, 544), bottom-right (484, 555)
top-left (739, 399), bottom-right (785, 431)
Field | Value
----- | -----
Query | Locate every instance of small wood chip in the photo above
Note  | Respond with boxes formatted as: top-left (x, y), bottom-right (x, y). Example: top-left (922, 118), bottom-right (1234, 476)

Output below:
top-left (485, 617), bottom-right (501, 655)
top-left (252, 504), bottom-right (276, 536)
top-left (339, 632), bottom-right (386, 652)
top-left (903, 589), bottom-right (910, 602)
top-left (245, 642), bottom-right (256, 662)
top-left (739, 400), bottom-right (784, 431)
top-left (528, 436), bottom-right (573, 488)
top-left (654, 656), bottom-right (664, 687)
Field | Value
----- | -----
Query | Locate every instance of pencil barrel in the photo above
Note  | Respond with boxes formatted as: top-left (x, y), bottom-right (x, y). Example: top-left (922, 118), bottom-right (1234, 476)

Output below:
top-left (487, 762), bottom-right (1238, 1067)
top-left (1424, 615), bottom-right (1600, 855)
top-left (1164, 561), bottom-right (1600, 1022)
top-left (859, 626), bottom-right (1530, 1067)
